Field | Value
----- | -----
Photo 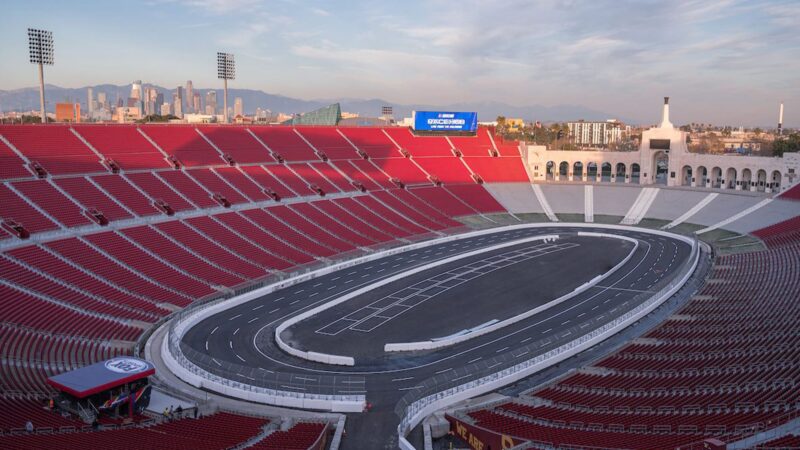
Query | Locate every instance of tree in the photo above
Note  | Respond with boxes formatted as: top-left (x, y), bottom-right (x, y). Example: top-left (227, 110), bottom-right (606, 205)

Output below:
top-left (495, 116), bottom-right (507, 134)
top-left (137, 114), bottom-right (179, 123)
top-left (773, 133), bottom-right (800, 157)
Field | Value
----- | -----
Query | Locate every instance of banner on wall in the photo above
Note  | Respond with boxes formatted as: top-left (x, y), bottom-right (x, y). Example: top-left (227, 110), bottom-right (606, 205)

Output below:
top-left (446, 414), bottom-right (523, 450)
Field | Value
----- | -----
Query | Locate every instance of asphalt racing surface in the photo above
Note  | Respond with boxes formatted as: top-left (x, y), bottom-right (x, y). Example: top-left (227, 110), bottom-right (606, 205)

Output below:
top-left (284, 236), bottom-right (633, 359)
top-left (182, 226), bottom-right (692, 449)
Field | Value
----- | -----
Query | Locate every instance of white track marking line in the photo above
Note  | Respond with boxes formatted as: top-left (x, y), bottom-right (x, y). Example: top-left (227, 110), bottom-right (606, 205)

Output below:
top-left (392, 376), bottom-right (414, 382)
top-left (247, 231), bottom-right (684, 378)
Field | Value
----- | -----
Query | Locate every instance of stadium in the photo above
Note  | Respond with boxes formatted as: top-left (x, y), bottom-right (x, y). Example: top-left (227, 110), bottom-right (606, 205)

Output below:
top-left (2, 12), bottom-right (800, 450)
top-left (1, 99), bottom-right (800, 449)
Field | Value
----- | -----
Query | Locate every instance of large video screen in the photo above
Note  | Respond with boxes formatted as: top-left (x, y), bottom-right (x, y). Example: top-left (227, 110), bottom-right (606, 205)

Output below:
top-left (650, 139), bottom-right (671, 150)
top-left (413, 111), bottom-right (478, 132)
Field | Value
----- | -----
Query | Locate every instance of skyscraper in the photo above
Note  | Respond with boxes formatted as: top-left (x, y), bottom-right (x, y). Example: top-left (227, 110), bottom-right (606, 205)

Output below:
top-left (131, 80), bottom-right (143, 101)
top-left (175, 86), bottom-right (184, 112)
top-left (185, 81), bottom-right (194, 113)
top-left (160, 102), bottom-right (172, 116)
top-left (87, 88), bottom-right (94, 115)
top-left (205, 91), bottom-right (217, 115)
top-left (234, 97), bottom-right (243, 118)
top-left (143, 87), bottom-right (158, 116)
top-left (155, 93), bottom-right (164, 112)
top-left (173, 93), bottom-right (183, 118)
top-left (193, 93), bottom-right (201, 115)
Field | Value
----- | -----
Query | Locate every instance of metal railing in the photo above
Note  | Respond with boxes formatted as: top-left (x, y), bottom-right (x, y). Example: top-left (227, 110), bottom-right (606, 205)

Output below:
top-left (396, 238), bottom-right (705, 436)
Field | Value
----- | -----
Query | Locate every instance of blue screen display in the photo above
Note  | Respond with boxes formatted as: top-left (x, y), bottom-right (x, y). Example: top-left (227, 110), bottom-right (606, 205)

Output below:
top-left (413, 111), bottom-right (478, 132)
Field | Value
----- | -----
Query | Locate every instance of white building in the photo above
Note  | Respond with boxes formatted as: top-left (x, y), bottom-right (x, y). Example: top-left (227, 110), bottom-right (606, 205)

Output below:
top-left (567, 120), bottom-right (624, 147)
top-left (234, 97), bottom-right (243, 118)
top-left (160, 102), bottom-right (172, 116)
top-left (184, 114), bottom-right (216, 124)
top-left (524, 98), bottom-right (799, 193)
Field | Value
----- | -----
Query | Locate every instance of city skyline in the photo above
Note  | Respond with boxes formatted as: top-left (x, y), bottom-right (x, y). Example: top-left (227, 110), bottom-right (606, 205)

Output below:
top-left (0, 0), bottom-right (799, 126)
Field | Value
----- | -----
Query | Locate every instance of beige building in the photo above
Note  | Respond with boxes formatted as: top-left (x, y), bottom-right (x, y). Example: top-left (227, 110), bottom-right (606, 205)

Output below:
top-left (55, 103), bottom-right (81, 122)
top-left (505, 118), bottom-right (524, 132)
top-left (524, 98), bottom-right (799, 193)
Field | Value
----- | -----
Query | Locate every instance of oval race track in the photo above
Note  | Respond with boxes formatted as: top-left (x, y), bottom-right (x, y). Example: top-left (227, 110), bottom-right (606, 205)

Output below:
top-left (181, 225), bottom-right (692, 429)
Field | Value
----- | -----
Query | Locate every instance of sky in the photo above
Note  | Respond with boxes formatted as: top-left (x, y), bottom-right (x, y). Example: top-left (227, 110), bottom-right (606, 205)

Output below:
top-left (0, 0), bottom-right (798, 126)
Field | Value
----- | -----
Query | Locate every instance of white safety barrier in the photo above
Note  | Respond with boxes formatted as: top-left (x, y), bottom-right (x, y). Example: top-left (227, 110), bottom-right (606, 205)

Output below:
top-left (275, 235), bottom-right (560, 365)
top-left (157, 222), bottom-right (697, 414)
top-left (395, 232), bottom-right (701, 443)
top-left (384, 233), bottom-right (638, 352)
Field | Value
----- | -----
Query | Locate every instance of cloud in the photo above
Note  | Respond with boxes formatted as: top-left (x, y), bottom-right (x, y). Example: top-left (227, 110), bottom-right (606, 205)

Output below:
top-left (291, 43), bottom-right (453, 71)
top-left (155, 0), bottom-right (263, 14)
top-left (218, 21), bottom-right (271, 47)
top-left (4, 0), bottom-right (799, 125)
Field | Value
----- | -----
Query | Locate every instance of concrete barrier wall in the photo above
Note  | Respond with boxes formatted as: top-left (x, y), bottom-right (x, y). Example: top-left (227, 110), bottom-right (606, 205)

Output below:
top-left (397, 239), bottom-right (702, 439)
top-left (158, 222), bottom-right (696, 414)
top-left (159, 331), bottom-right (364, 412)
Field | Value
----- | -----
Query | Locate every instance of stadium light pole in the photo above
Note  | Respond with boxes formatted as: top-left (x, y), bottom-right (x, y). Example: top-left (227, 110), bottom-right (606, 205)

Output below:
top-left (217, 52), bottom-right (235, 124)
top-left (28, 28), bottom-right (54, 123)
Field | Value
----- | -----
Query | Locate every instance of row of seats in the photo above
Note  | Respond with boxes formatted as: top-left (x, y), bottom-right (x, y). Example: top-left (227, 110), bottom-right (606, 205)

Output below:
top-left (468, 409), bottom-right (701, 449)
top-left (1, 184), bottom-right (498, 394)
top-left (0, 396), bottom-right (83, 433)
top-left (757, 433), bottom-right (800, 449)
top-left (778, 182), bottom-right (800, 202)
top-left (0, 124), bottom-right (515, 448)
top-left (0, 159), bottom-right (523, 239)
top-left (0, 125), bottom-right (525, 180)
top-left (1, 326), bottom-right (126, 394)
top-left (0, 411), bottom-right (268, 450)
top-left (752, 216), bottom-right (800, 249)
top-left (249, 422), bottom-right (328, 449)
top-left (461, 224), bottom-right (800, 448)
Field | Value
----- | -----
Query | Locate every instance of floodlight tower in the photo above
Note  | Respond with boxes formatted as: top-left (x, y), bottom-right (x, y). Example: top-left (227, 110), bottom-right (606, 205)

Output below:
top-left (28, 28), bottom-right (54, 123)
top-left (217, 52), bottom-right (235, 123)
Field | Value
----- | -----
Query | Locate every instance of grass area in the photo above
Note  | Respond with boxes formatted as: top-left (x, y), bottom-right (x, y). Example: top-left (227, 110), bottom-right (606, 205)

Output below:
top-left (483, 213), bottom-right (524, 225)
top-left (668, 222), bottom-right (706, 235)
top-left (636, 218), bottom-right (671, 229)
top-left (697, 228), bottom-right (740, 243)
top-left (459, 212), bottom-right (553, 229)
top-left (514, 213), bottom-right (552, 223)
top-left (592, 215), bottom-right (624, 225)
top-left (456, 213), bottom-right (765, 255)
top-left (701, 230), bottom-right (765, 255)
top-left (456, 215), bottom-right (498, 229)
top-left (555, 213), bottom-right (585, 223)
top-left (715, 241), bottom-right (765, 255)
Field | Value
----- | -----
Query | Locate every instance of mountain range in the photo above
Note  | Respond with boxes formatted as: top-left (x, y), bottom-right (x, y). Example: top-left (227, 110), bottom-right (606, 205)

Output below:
top-left (0, 84), bottom-right (634, 124)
